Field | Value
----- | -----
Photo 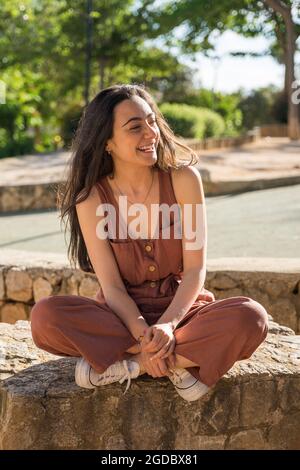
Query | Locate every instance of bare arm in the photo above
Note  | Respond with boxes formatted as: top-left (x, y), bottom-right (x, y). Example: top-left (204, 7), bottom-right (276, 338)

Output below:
top-left (76, 184), bottom-right (148, 341)
top-left (156, 166), bottom-right (207, 330)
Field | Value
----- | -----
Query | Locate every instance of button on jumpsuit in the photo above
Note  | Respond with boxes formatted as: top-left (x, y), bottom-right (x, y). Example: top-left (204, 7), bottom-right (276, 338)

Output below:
top-left (30, 168), bottom-right (269, 387)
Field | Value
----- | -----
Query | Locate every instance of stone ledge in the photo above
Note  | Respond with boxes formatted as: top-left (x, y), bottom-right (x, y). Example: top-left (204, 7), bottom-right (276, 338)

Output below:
top-left (0, 320), bottom-right (299, 450)
top-left (2, 175), bottom-right (300, 212)
top-left (2, 137), bottom-right (300, 213)
top-left (0, 182), bottom-right (59, 212)
top-left (1, 250), bottom-right (299, 333)
top-left (203, 175), bottom-right (300, 196)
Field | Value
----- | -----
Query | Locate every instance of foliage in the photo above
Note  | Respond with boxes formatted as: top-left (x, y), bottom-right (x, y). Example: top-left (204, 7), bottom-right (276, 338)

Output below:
top-left (2, 0), bottom-right (297, 156)
top-left (0, 0), bottom-right (190, 156)
top-left (160, 88), bottom-right (243, 136)
top-left (159, 102), bottom-right (226, 139)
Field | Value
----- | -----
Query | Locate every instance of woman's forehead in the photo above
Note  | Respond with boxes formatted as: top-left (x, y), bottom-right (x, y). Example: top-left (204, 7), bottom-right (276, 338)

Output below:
top-left (114, 97), bottom-right (152, 123)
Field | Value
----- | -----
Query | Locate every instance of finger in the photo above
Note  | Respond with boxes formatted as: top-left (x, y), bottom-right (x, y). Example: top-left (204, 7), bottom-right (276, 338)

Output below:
top-left (154, 336), bottom-right (169, 352)
top-left (157, 358), bottom-right (170, 376)
top-left (150, 340), bottom-right (171, 361)
top-left (143, 332), bottom-right (163, 352)
top-left (146, 355), bottom-right (160, 378)
top-left (142, 329), bottom-right (156, 348)
top-left (142, 341), bottom-right (158, 353)
top-left (164, 349), bottom-right (176, 370)
top-left (147, 354), bottom-right (164, 377)
top-left (142, 337), bottom-right (158, 353)
top-left (152, 358), bottom-right (168, 377)
top-left (145, 362), bottom-right (156, 378)
top-left (153, 337), bottom-right (175, 360)
top-left (160, 340), bottom-right (176, 359)
top-left (150, 362), bottom-right (161, 378)
top-left (151, 332), bottom-right (171, 353)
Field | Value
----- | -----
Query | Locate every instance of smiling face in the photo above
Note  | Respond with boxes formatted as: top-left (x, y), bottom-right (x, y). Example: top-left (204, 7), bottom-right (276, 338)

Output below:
top-left (105, 96), bottom-right (160, 169)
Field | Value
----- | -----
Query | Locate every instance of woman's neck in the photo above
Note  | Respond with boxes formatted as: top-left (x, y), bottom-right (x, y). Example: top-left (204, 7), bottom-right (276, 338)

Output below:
top-left (110, 166), bottom-right (155, 197)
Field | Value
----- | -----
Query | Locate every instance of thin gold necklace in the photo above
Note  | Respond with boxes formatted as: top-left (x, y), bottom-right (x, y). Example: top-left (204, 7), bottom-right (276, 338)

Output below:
top-left (112, 169), bottom-right (155, 205)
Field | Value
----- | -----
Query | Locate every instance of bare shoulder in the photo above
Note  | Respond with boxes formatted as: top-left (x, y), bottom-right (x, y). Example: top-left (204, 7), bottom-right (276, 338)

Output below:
top-left (170, 165), bottom-right (203, 204)
top-left (75, 183), bottom-right (101, 210)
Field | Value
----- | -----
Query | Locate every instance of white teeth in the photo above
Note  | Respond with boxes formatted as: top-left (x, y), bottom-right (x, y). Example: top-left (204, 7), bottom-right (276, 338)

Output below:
top-left (138, 145), bottom-right (154, 151)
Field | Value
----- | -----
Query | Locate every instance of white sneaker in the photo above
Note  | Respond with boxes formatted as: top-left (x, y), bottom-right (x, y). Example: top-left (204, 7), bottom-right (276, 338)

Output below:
top-left (75, 357), bottom-right (140, 395)
top-left (168, 368), bottom-right (210, 402)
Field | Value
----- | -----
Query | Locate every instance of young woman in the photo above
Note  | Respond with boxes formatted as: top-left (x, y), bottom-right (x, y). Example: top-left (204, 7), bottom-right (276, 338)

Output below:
top-left (30, 84), bottom-right (269, 402)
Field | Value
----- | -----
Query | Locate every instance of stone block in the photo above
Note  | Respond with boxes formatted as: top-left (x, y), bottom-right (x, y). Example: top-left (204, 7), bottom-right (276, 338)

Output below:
top-left (33, 277), bottom-right (53, 302)
top-left (6, 268), bottom-right (33, 302)
top-left (1, 303), bottom-right (28, 324)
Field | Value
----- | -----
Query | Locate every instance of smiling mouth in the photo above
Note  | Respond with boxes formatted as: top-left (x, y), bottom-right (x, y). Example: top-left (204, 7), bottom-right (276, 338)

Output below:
top-left (137, 144), bottom-right (156, 153)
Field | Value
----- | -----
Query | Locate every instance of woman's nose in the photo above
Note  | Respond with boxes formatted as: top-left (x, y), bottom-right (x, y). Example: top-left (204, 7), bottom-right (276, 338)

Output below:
top-left (144, 122), bottom-right (158, 139)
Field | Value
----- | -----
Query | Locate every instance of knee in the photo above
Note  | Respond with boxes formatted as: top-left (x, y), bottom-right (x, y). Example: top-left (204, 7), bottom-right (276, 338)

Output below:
top-left (30, 296), bottom-right (62, 343)
top-left (236, 297), bottom-right (269, 338)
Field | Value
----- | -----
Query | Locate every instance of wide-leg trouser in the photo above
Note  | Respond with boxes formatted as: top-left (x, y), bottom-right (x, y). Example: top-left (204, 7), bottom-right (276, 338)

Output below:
top-left (30, 294), bottom-right (269, 387)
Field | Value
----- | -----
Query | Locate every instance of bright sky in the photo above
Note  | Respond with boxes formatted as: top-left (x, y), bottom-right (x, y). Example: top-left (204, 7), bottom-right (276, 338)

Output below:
top-left (146, 0), bottom-right (300, 94)
top-left (180, 31), bottom-right (287, 93)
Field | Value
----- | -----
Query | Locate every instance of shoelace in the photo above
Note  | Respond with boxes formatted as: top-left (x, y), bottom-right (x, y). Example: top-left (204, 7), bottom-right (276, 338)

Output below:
top-left (91, 360), bottom-right (133, 395)
top-left (118, 360), bottom-right (133, 395)
top-left (169, 369), bottom-right (183, 385)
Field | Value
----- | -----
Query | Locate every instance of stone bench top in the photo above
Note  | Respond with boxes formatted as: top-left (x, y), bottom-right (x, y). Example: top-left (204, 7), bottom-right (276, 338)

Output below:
top-left (1, 248), bottom-right (300, 273)
top-left (0, 319), bottom-right (299, 450)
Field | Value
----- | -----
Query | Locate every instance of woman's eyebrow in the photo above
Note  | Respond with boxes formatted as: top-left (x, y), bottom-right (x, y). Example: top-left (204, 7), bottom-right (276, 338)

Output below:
top-left (122, 112), bottom-right (155, 127)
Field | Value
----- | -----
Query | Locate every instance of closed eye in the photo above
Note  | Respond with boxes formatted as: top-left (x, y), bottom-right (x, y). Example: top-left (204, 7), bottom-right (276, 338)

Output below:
top-left (130, 119), bottom-right (157, 131)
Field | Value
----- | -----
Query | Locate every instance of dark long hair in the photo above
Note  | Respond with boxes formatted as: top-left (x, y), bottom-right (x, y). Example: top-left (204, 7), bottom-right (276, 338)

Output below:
top-left (58, 83), bottom-right (199, 273)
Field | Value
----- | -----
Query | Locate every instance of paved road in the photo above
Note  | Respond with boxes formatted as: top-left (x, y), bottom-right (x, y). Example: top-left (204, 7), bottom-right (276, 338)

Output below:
top-left (1, 184), bottom-right (299, 259)
top-left (197, 138), bottom-right (300, 181)
top-left (1, 138), bottom-right (300, 186)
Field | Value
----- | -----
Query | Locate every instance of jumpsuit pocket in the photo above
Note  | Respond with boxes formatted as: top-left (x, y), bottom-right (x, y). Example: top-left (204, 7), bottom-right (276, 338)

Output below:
top-left (109, 239), bottom-right (137, 285)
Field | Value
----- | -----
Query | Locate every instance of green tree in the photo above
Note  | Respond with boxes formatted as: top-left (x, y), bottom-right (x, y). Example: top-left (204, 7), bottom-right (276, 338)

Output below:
top-left (143, 0), bottom-right (300, 139)
top-left (0, 0), bottom-right (195, 154)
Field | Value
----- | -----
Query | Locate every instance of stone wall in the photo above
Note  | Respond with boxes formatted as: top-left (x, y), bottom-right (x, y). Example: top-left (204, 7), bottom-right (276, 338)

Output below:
top-left (0, 319), bottom-right (299, 449)
top-left (3, 173), bottom-right (299, 213)
top-left (0, 250), bottom-right (299, 333)
top-left (0, 174), bottom-right (251, 213)
top-left (0, 182), bottom-right (58, 212)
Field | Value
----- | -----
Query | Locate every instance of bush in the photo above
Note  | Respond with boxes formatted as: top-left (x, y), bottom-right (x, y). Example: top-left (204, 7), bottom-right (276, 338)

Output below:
top-left (0, 97), bottom-right (40, 157)
top-left (0, 132), bottom-right (35, 159)
top-left (239, 87), bottom-right (279, 130)
top-left (59, 102), bottom-right (84, 148)
top-left (159, 89), bottom-right (242, 136)
top-left (159, 103), bottom-right (225, 139)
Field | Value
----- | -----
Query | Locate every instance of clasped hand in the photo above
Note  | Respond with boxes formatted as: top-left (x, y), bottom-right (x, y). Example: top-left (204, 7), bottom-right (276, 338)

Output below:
top-left (138, 323), bottom-right (177, 378)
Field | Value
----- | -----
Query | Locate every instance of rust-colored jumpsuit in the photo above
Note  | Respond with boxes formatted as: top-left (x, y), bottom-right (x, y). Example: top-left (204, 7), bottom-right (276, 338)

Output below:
top-left (30, 168), bottom-right (269, 387)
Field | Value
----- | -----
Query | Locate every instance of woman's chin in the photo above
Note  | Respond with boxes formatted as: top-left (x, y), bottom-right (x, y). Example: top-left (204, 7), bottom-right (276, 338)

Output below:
top-left (135, 153), bottom-right (157, 165)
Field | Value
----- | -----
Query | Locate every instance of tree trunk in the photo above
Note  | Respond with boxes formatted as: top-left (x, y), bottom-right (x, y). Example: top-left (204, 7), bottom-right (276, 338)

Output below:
top-left (264, 0), bottom-right (299, 140)
top-left (285, 13), bottom-right (299, 139)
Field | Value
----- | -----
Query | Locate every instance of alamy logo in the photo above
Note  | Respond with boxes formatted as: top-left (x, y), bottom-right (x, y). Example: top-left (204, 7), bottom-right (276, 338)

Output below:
top-left (95, 196), bottom-right (205, 250)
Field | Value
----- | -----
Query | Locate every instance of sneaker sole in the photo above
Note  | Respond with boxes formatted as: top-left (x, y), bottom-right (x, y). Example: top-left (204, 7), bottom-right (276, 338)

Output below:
top-left (174, 382), bottom-right (210, 402)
